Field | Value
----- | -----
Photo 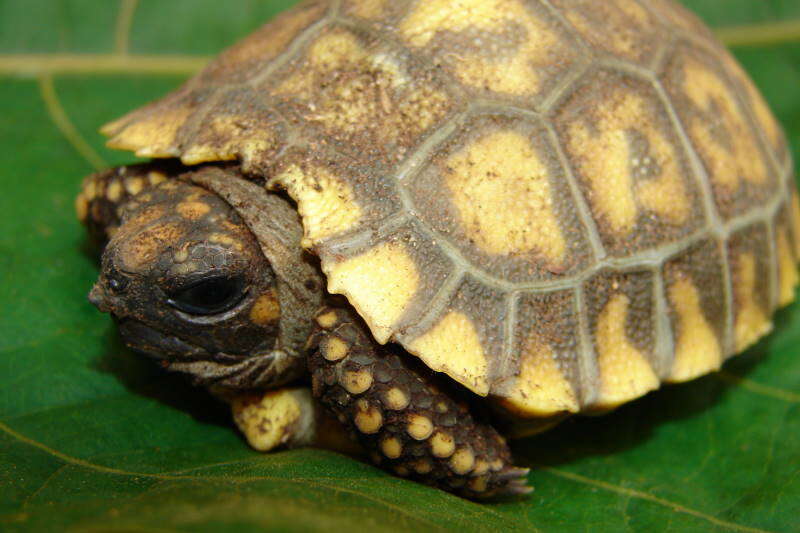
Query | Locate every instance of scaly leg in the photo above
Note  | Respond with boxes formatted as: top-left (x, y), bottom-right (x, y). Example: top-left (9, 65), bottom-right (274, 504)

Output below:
top-left (307, 307), bottom-right (532, 499)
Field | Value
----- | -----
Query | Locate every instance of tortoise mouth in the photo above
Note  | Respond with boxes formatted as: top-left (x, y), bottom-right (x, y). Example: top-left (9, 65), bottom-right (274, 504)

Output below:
top-left (115, 318), bottom-right (303, 390)
top-left (116, 318), bottom-right (216, 362)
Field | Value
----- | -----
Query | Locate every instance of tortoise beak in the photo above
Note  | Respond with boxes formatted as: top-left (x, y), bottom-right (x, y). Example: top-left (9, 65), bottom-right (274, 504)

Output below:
top-left (88, 282), bottom-right (110, 313)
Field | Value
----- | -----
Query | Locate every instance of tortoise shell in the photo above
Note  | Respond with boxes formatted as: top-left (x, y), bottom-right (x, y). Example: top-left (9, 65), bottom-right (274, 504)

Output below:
top-left (100, 0), bottom-right (800, 418)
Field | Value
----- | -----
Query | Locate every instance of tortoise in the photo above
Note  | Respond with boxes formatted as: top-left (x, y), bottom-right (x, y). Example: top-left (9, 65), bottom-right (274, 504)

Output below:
top-left (77, 0), bottom-right (800, 499)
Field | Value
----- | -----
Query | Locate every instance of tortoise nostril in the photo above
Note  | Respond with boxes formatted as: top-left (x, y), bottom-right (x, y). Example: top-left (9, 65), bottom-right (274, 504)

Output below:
top-left (88, 283), bottom-right (109, 312)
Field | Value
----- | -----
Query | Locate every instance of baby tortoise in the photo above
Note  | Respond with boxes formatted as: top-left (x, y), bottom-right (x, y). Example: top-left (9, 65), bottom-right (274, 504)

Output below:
top-left (78, 0), bottom-right (799, 499)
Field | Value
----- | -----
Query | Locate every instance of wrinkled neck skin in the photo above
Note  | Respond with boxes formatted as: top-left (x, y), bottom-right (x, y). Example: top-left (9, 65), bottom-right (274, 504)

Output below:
top-left (83, 162), bottom-right (324, 392)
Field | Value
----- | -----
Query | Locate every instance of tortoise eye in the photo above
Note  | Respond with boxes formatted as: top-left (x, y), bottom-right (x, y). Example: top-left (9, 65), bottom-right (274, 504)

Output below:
top-left (167, 275), bottom-right (247, 316)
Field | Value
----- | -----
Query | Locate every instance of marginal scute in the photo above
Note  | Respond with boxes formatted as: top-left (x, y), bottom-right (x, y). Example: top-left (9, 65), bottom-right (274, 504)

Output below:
top-left (444, 129), bottom-right (567, 265)
top-left (593, 293), bottom-right (659, 409)
top-left (666, 277), bottom-right (722, 382)
top-left (273, 164), bottom-right (362, 246)
top-left (500, 336), bottom-right (579, 416)
top-left (326, 242), bottom-right (420, 344)
top-left (407, 311), bottom-right (489, 395)
top-left (180, 113), bottom-right (280, 167)
top-left (731, 252), bottom-right (772, 352)
top-left (399, 0), bottom-right (579, 102)
top-left (106, 100), bottom-right (193, 158)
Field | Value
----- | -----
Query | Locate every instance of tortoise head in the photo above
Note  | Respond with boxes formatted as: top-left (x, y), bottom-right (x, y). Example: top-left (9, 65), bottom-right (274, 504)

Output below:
top-left (85, 165), bottom-right (322, 390)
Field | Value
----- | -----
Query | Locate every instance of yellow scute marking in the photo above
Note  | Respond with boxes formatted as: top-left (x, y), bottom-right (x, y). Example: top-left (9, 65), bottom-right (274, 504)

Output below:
top-left (399, 0), bottom-right (566, 96)
top-left (593, 294), bottom-right (659, 408)
top-left (501, 336), bottom-right (579, 416)
top-left (182, 115), bottom-right (279, 166)
top-left (566, 91), bottom-right (690, 235)
top-left (733, 253), bottom-right (772, 351)
top-left (408, 311), bottom-right (489, 395)
top-left (682, 57), bottom-right (768, 193)
top-left (106, 106), bottom-right (192, 157)
top-left (445, 130), bottom-right (566, 263)
top-left (327, 243), bottom-right (419, 344)
top-left (777, 229), bottom-right (799, 307)
top-left (274, 165), bottom-right (361, 246)
top-left (667, 278), bottom-right (722, 382)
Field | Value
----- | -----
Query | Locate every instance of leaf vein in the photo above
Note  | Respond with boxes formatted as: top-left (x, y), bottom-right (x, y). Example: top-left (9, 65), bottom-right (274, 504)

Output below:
top-left (540, 466), bottom-right (774, 533)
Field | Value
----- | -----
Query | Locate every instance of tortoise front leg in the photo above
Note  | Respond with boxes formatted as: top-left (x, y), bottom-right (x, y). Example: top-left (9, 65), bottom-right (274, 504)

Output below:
top-left (307, 307), bottom-right (532, 499)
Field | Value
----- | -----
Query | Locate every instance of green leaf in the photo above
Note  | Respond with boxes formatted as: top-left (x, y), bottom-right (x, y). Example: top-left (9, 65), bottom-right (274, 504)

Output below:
top-left (1, 1), bottom-right (798, 531)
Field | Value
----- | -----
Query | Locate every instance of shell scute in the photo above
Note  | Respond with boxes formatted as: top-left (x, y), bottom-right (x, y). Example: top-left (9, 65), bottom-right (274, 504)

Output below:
top-left (553, 69), bottom-right (704, 255)
top-left (267, 24), bottom-right (460, 166)
top-left (496, 290), bottom-right (582, 416)
top-left (583, 269), bottom-right (660, 409)
top-left (727, 224), bottom-right (775, 352)
top-left (408, 112), bottom-right (594, 283)
top-left (550, 0), bottom-right (666, 66)
top-left (397, 0), bottom-right (583, 107)
top-left (663, 238), bottom-right (727, 382)
top-left (661, 43), bottom-right (777, 220)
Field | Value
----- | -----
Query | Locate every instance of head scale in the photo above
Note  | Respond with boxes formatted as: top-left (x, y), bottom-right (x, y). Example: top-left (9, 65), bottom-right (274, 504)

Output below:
top-left (88, 165), bottom-right (323, 391)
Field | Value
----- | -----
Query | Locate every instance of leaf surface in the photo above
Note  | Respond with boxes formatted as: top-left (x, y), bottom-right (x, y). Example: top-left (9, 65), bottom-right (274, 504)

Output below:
top-left (1, 1), bottom-right (798, 531)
